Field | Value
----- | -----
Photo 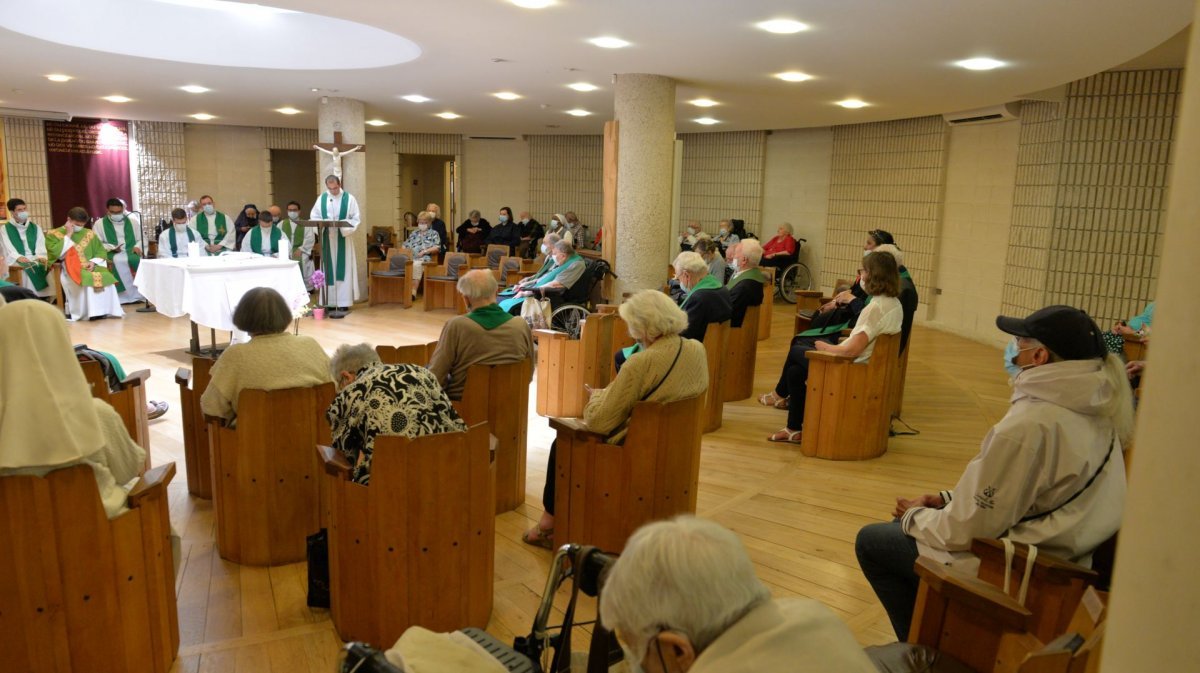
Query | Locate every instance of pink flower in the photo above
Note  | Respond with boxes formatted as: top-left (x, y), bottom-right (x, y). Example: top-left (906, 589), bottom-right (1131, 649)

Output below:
top-left (310, 269), bottom-right (326, 286)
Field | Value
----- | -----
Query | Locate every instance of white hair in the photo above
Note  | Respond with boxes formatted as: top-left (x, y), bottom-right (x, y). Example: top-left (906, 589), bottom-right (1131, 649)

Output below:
top-left (739, 239), bottom-right (763, 267)
top-left (873, 243), bottom-right (904, 268)
top-left (672, 251), bottom-right (709, 277)
top-left (778, 222), bottom-right (794, 235)
top-left (543, 232), bottom-right (561, 247)
top-left (600, 516), bottom-right (771, 661)
top-left (618, 290), bottom-right (688, 342)
top-left (330, 343), bottom-right (380, 380)
top-left (554, 240), bottom-right (575, 256)
top-left (457, 269), bottom-right (498, 302)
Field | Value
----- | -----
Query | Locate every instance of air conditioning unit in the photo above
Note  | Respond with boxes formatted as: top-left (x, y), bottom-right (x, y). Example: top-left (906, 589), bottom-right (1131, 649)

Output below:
top-left (0, 107), bottom-right (72, 122)
top-left (942, 102), bottom-right (1021, 126)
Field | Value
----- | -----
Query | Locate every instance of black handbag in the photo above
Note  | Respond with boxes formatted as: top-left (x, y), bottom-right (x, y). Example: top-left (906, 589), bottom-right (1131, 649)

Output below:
top-left (307, 528), bottom-right (331, 608)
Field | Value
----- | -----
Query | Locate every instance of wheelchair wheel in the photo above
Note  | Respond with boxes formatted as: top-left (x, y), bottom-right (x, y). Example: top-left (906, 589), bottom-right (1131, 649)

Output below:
top-left (550, 304), bottom-right (590, 339)
top-left (779, 263), bottom-right (812, 303)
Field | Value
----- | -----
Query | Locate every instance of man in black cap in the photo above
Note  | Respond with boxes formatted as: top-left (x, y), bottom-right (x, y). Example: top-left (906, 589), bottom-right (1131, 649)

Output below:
top-left (854, 305), bottom-right (1133, 640)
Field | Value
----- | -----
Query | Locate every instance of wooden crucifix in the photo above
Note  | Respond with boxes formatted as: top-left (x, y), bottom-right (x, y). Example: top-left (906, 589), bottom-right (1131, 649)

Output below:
top-left (313, 132), bottom-right (364, 181)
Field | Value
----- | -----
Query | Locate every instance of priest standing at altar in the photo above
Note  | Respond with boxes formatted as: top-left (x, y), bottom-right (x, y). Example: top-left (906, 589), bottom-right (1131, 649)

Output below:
top-left (95, 198), bottom-right (144, 304)
top-left (310, 175), bottom-right (361, 310)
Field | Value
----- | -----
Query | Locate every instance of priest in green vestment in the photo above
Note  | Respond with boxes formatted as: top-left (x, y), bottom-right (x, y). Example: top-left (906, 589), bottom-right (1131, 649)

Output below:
top-left (95, 197), bottom-right (144, 303)
top-left (281, 201), bottom-right (316, 289)
top-left (46, 207), bottom-right (123, 321)
top-left (159, 207), bottom-right (202, 258)
top-left (190, 195), bottom-right (235, 256)
top-left (239, 209), bottom-right (285, 256)
top-left (1, 197), bottom-right (53, 298)
top-left (309, 175), bottom-right (362, 309)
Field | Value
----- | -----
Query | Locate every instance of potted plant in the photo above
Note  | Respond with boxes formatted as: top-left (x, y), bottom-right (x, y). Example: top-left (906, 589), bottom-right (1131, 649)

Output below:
top-left (310, 269), bottom-right (326, 319)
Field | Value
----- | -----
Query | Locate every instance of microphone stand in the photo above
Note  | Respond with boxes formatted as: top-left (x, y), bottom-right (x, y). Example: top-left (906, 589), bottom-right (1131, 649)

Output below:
top-left (130, 209), bottom-right (156, 312)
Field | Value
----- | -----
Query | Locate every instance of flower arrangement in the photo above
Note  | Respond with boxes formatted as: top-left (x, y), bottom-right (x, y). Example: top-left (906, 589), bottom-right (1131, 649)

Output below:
top-left (292, 298), bottom-right (314, 334)
top-left (310, 269), bottom-right (327, 307)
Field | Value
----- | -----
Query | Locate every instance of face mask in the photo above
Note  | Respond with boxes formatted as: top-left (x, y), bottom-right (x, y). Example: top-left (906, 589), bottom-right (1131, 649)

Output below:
top-left (730, 259), bottom-right (740, 272)
top-left (173, 221), bottom-right (188, 229)
top-left (540, 243), bottom-right (548, 254)
top-left (14, 211), bottom-right (29, 223)
top-left (688, 227), bottom-right (698, 235)
top-left (203, 204), bottom-right (215, 215)
top-left (550, 220), bottom-right (559, 228)
top-left (247, 214), bottom-right (258, 222)
top-left (288, 211), bottom-right (300, 221)
top-left (499, 215), bottom-right (509, 223)
top-left (719, 228), bottom-right (728, 235)
top-left (1008, 340), bottom-right (1039, 372)
top-left (521, 218), bottom-right (529, 225)
top-left (110, 212), bottom-right (125, 222)
top-left (419, 223), bottom-right (429, 231)
top-left (863, 249), bottom-right (872, 258)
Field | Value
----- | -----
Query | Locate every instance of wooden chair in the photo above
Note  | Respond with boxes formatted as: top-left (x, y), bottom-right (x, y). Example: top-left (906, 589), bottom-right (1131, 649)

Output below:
top-left (800, 332), bottom-right (900, 460)
top-left (80, 359), bottom-right (152, 471)
top-left (701, 321), bottom-right (730, 433)
top-left (758, 266), bottom-right (774, 341)
top-left (1121, 334), bottom-right (1147, 364)
top-left (795, 289), bottom-right (824, 312)
top-left (507, 255), bottom-right (543, 286)
top-left (496, 255), bottom-right (523, 284)
top-left (375, 341), bottom-right (438, 366)
top-left (533, 312), bottom-right (619, 418)
top-left (175, 355), bottom-right (217, 498)
top-left (549, 395), bottom-right (705, 552)
top-left (456, 360), bottom-right (534, 513)
top-left (972, 539), bottom-right (1098, 644)
top-left (0, 463), bottom-right (180, 673)
top-left (8, 262), bottom-right (66, 314)
top-left (318, 424), bottom-right (495, 647)
top-left (891, 341), bottom-right (912, 420)
top-left (206, 384), bottom-right (335, 566)
top-left (595, 303), bottom-right (636, 381)
top-left (483, 244), bottom-right (509, 270)
top-left (423, 252), bottom-right (470, 312)
top-left (723, 305), bottom-right (761, 402)
top-left (368, 246), bottom-right (414, 308)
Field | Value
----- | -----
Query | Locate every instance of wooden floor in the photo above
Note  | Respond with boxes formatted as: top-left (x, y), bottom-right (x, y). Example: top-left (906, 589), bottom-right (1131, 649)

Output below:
top-left (67, 296), bottom-right (1012, 671)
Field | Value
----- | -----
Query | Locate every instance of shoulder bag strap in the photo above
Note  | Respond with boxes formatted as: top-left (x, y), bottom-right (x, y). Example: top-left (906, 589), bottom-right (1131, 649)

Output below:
top-left (1019, 432), bottom-right (1117, 524)
top-left (639, 340), bottom-right (684, 402)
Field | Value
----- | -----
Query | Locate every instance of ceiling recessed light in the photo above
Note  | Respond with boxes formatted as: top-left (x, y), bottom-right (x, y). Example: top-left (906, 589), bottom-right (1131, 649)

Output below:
top-left (955, 57), bottom-right (1006, 71)
top-left (275, 106), bottom-right (302, 115)
top-left (775, 71), bottom-right (813, 83)
top-left (103, 95), bottom-right (132, 103)
top-left (511, 0), bottom-right (555, 8)
top-left (493, 91), bottom-right (522, 101)
top-left (836, 99), bottom-right (869, 109)
top-left (565, 109), bottom-right (592, 117)
top-left (365, 119), bottom-right (388, 126)
top-left (46, 74), bottom-right (73, 82)
top-left (190, 113), bottom-right (216, 121)
top-left (568, 82), bottom-right (599, 92)
top-left (694, 117), bottom-right (720, 125)
top-left (756, 19), bottom-right (808, 34)
top-left (402, 94), bottom-right (431, 103)
top-left (436, 112), bottom-right (461, 120)
top-left (690, 98), bottom-right (719, 108)
top-left (589, 36), bottom-right (630, 49)
top-left (180, 85), bottom-right (210, 94)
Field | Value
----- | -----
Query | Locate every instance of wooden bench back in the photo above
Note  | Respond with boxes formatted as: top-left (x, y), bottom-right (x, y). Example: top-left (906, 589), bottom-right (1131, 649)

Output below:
top-left (702, 321), bottom-right (730, 433)
top-left (724, 305), bottom-right (761, 402)
top-left (596, 303), bottom-right (636, 381)
top-left (890, 341), bottom-right (911, 420)
top-left (973, 538), bottom-right (1098, 644)
top-left (368, 247), bottom-right (414, 308)
top-left (758, 267), bottom-right (774, 341)
top-left (176, 356), bottom-right (217, 498)
top-left (319, 424), bottom-right (495, 646)
top-left (534, 311), bottom-right (617, 418)
top-left (456, 359), bottom-right (533, 513)
top-left (0, 463), bottom-right (179, 673)
top-left (375, 341), bottom-right (437, 366)
top-left (208, 383), bottom-right (335, 566)
top-left (81, 359), bottom-right (151, 466)
top-left (551, 394), bottom-right (705, 552)
top-left (800, 332), bottom-right (900, 460)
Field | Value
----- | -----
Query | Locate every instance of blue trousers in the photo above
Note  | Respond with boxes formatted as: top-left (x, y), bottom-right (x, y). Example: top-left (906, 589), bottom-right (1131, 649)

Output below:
top-left (855, 521), bottom-right (920, 641)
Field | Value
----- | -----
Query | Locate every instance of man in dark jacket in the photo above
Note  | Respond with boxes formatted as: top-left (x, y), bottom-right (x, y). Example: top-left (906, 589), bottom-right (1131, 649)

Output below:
top-left (516, 211), bottom-right (544, 258)
top-left (726, 240), bottom-right (766, 329)
top-left (673, 251), bottom-right (732, 341)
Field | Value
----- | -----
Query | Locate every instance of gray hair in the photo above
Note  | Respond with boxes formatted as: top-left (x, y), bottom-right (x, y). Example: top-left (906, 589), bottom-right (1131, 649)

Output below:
top-left (873, 243), bottom-right (904, 268)
top-left (672, 251), bottom-right (709, 277)
top-left (329, 343), bottom-right (380, 380)
top-left (468, 209), bottom-right (481, 219)
top-left (457, 269), bottom-right (498, 302)
top-left (618, 290), bottom-right (688, 341)
top-left (600, 516), bottom-right (771, 661)
top-left (543, 232), bottom-right (561, 247)
top-left (417, 210), bottom-right (433, 223)
top-left (232, 287), bottom-right (291, 335)
top-left (778, 222), bottom-right (794, 235)
top-left (554, 240), bottom-right (575, 256)
top-left (739, 239), bottom-right (763, 267)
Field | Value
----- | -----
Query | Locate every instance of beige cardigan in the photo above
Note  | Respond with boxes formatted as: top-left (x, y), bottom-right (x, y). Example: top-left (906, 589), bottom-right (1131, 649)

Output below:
top-left (583, 334), bottom-right (708, 444)
top-left (201, 333), bottom-right (332, 420)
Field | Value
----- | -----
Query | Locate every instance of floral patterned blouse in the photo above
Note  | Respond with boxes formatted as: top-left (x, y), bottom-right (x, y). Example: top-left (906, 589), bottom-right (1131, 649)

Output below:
top-left (403, 228), bottom-right (443, 263)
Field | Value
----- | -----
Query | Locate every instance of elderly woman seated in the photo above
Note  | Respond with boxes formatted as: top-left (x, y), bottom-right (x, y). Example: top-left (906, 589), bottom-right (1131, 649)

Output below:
top-left (455, 209), bottom-right (491, 254)
top-left (501, 232), bottom-right (560, 297)
top-left (326, 344), bottom-right (467, 484)
top-left (523, 290), bottom-right (709, 548)
top-left (200, 287), bottom-right (332, 422)
top-left (761, 222), bottom-right (798, 270)
top-left (498, 240), bottom-right (586, 315)
top-left (403, 210), bottom-right (445, 299)
top-left (692, 238), bottom-right (728, 283)
top-left (602, 516), bottom-right (877, 673)
top-left (672, 251), bottom-right (732, 341)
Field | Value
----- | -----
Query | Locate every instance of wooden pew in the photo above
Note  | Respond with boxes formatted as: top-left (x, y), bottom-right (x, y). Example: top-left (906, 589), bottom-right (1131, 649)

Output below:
top-left (207, 384), bottom-right (335, 566)
top-left (972, 539), bottom-right (1098, 644)
top-left (8, 262), bottom-right (66, 315)
top-left (423, 252), bottom-right (471, 312)
top-left (175, 356), bottom-right (217, 498)
top-left (701, 321), bottom-right (730, 433)
top-left (367, 246), bottom-right (414, 308)
top-left (496, 255), bottom-right (523, 284)
top-left (723, 305), bottom-right (761, 402)
top-left (483, 244), bottom-right (509, 270)
top-left (795, 289), bottom-right (824, 312)
top-left (376, 341), bottom-right (438, 366)
top-left (549, 395), bottom-right (704, 552)
top-left (80, 358), bottom-right (152, 471)
top-left (758, 267), bottom-right (774, 341)
top-left (595, 303), bottom-right (635, 381)
top-left (1121, 334), bottom-right (1147, 364)
top-left (0, 463), bottom-right (180, 673)
top-left (533, 311), bottom-right (618, 418)
top-left (318, 424), bottom-right (495, 647)
top-left (455, 360), bottom-right (533, 513)
top-left (800, 332), bottom-right (900, 460)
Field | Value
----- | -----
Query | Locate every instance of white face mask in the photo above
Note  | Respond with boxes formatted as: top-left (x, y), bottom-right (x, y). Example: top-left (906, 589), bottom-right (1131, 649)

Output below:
top-left (520, 218), bottom-right (529, 225)
top-left (730, 259), bottom-right (740, 272)
top-left (550, 220), bottom-right (560, 228)
top-left (110, 212), bottom-right (125, 222)
top-left (203, 204), bottom-right (215, 215)
top-left (863, 249), bottom-right (872, 258)
top-left (288, 211), bottom-right (300, 221)
top-left (719, 228), bottom-right (728, 235)
top-left (14, 211), bottom-right (29, 223)
top-left (687, 227), bottom-right (698, 235)
top-left (173, 221), bottom-right (188, 229)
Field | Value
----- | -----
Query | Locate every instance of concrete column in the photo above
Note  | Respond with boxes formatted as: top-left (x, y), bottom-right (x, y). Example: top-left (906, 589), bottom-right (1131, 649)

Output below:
top-left (317, 96), bottom-right (368, 296)
top-left (1101, 4), bottom-right (1200, 670)
top-left (614, 74), bottom-right (676, 297)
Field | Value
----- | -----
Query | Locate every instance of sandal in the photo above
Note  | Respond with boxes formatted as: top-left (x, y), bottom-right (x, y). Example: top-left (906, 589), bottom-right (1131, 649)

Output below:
top-left (758, 392), bottom-right (789, 409)
top-left (147, 400), bottom-right (169, 420)
top-left (522, 525), bottom-right (554, 550)
top-left (767, 428), bottom-right (803, 444)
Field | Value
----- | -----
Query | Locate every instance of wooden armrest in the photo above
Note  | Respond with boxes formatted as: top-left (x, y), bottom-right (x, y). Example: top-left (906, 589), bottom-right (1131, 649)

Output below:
top-left (127, 462), bottom-right (177, 506)
top-left (204, 414), bottom-right (231, 428)
top-left (533, 329), bottom-right (566, 343)
top-left (914, 556), bottom-right (1033, 631)
top-left (121, 369), bottom-right (151, 388)
top-left (804, 350), bottom-right (857, 363)
top-left (795, 290), bottom-right (823, 298)
top-left (317, 444), bottom-right (352, 478)
top-left (549, 416), bottom-right (608, 441)
top-left (175, 367), bottom-right (192, 386)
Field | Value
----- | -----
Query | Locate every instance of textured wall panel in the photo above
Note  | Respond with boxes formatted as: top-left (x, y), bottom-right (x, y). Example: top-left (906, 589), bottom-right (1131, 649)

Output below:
top-left (678, 130), bottom-right (765, 236)
top-left (131, 121), bottom-right (188, 233)
top-left (264, 127), bottom-right (318, 150)
top-left (394, 133), bottom-right (462, 157)
top-left (527, 134), bottom-right (603, 232)
top-left (826, 116), bottom-right (948, 304)
top-left (2, 118), bottom-right (51, 228)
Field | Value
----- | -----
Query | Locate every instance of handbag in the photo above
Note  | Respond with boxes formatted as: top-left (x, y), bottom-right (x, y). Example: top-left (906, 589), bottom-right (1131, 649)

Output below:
top-left (520, 296), bottom-right (551, 331)
top-left (307, 528), bottom-right (331, 608)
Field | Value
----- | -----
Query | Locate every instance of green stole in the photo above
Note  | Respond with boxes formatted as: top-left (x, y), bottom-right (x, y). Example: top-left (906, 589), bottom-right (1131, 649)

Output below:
top-left (726, 266), bottom-right (767, 289)
top-left (466, 303), bottom-right (514, 330)
top-left (680, 273), bottom-right (723, 308)
top-left (166, 226), bottom-right (197, 257)
top-left (320, 191), bottom-right (350, 285)
top-left (194, 212), bottom-right (228, 255)
top-left (532, 254), bottom-right (583, 287)
top-left (100, 216), bottom-right (140, 291)
top-left (529, 255), bottom-right (555, 281)
top-left (249, 225), bottom-right (283, 255)
top-left (4, 221), bottom-right (49, 290)
top-left (795, 275), bottom-right (909, 338)
top-left (280, 219), bottom-right (305, 252)
top-left (46, 227), bottom-right (118, 289)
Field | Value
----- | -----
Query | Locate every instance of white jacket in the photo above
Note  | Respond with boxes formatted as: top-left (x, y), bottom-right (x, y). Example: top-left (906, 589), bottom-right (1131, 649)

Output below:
top-left (901, 359), bottom-right (1126, 572)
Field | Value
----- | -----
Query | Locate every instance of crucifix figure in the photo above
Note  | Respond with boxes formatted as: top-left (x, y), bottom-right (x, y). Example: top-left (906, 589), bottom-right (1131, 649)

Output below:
top-left (313, 132), bottom-right (364, 180)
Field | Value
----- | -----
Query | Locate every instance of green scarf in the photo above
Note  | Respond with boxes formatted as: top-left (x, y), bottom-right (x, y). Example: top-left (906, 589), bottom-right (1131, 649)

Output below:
top-left (195, 212), bottom-right (228, 255)
top-left (166, 226), bottom-right (196, 257)
top-left (680, 273), bottom-right (723, 308)
top-left (100, 216), bottom-right (140, 292)
top-left (529, 254), bottom-right (556, 281)
top-left (320, 191), bottom-right (351, 284)
top-left (727, 266), bottom-right (767, 289)
top-left (280, 218), bottom-right (305, 251)
top-left (465, 303), bottom-right (514, 330)
top-left (532, 254), bottom-right (583, 287)
top-left (621, 342), bottom-right (642, 359)
top-left (249, 224), bottom-right (283, 255)
top-left (4, 221), bottom-right (49, 290)
top-left (900, 268), bottom-right (912, 280)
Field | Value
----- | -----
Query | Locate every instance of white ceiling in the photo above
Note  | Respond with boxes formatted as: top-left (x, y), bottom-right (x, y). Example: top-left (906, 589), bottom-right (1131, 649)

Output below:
top-left (0, 0), bottom-right (1192, 135)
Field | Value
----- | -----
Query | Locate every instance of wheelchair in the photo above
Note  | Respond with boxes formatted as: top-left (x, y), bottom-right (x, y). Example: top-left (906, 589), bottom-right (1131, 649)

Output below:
top-left (545, 258), bottom-right (617, 339)
top-left (766, 236), bottom-right (813, 304)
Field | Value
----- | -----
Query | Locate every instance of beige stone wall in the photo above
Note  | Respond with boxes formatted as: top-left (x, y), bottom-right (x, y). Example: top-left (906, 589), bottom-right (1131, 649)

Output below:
top-left (183, 124), bottom-right (269, 215)
top-left (677, 130), bottom-right (766, 237)
top-left (365, 132), bottom-right (399, 235)
top-left (462, 137), bottom-right (530, 223)
top-left (527, 134), bottom-right (603, 230)
top-left (761, 127), bottom-right (833, 290)
top-left (2, 118), bottom-right (51, 227)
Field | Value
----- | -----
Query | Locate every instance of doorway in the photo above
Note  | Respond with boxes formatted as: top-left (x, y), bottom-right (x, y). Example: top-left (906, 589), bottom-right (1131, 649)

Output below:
top-left (400, 153), bottom-right (455, 242)
top-left (271, 149), bottom-right (318, 210)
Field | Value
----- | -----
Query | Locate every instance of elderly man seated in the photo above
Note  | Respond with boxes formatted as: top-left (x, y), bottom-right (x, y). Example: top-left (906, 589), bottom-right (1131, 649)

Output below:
top-left (498, 239), bottom-right (586, 315)
top-left (500, 232), bottom-right (560, 298)
top-left (725, 240), bottom-right (766, 328)
top-left (427, 270), bottom-right (534, 400)
top-left (602, 516), bottom-right (877, 673)
top-left (326, 344), bottom-right (466, 485)
top-left (672, 250), bottom-right (732, 341)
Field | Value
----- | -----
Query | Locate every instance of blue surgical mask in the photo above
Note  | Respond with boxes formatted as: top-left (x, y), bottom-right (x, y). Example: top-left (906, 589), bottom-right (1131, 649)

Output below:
top-left (14, 211), bottom-right (29, 223)
top-left (499, 215), bottom-right (509, 223)
top-left (203, 204), bottom-right (215, 215)
top-left (1005, 339), bottom-right (1038, 378)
